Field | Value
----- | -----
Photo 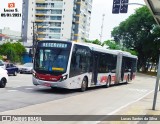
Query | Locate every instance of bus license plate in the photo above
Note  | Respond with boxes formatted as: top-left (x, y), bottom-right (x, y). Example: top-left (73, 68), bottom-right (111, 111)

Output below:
top-left (43, 83), bottom-right (51, 87)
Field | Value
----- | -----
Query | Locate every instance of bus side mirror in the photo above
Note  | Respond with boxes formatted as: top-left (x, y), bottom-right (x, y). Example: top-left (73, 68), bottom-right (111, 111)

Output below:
top-left (29, 49), bottom-right (33, 57)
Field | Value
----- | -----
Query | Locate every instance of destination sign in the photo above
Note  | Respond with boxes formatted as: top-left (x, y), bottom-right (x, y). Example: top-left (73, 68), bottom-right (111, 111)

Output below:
top-left (40, 43), bottom-right (68, 48)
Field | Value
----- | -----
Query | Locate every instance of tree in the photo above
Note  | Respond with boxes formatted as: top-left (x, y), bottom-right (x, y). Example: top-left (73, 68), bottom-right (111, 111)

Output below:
top-left (102, 40), bottom-right (121, 50)
top-left (85, 39), bottom-right (102, 45)
top-left (0, 42), bottom-right (26, 63)
top-left (111, 6), bottom-right (160, 72)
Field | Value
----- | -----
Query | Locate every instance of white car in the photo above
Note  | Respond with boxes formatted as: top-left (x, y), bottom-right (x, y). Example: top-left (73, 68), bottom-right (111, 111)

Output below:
top-left (19, 63), bottom-right (33, 74)
top-left (0, 67), bottom-right (8, 88)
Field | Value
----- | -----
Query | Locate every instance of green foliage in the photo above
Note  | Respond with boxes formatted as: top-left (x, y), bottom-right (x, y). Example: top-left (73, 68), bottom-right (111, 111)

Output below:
top-left (124, 49), bottom-right (138, 56)
top-left (111, 6), bottom-right (160, 71)
top-left (0, 42), bottom-right (26, 63)
top-left (0, 55), bottom-right (2, 60)
top-left (102, 40), bottom-right (121, 50)
top-left (85, 39), bottom-right (137, 56)
top-left (85, 39), bottom-right (101, 45)
top-left (17, 39), bottom-right (23, 42)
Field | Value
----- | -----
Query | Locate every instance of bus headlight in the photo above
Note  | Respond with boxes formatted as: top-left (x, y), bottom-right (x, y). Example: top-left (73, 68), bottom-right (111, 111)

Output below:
top-left (59, 74), bottom-right (68, 82)
top-left (32, 70), bottom-right (38, 78)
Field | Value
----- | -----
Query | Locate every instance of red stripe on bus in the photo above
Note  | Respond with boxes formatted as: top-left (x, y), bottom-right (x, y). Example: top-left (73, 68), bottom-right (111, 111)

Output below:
top-left (132, 74), bottom-right (135, 79)
top-left (35, 72), bottom-right (62, 82)
top-left (111, 76), bottom-right (116, 81)
top-left (100, 76), bottom-right (107, 83)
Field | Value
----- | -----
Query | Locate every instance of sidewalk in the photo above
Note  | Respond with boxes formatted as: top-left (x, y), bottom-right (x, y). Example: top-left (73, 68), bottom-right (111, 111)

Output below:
top-left (99, 91), bottom-right (160, 124)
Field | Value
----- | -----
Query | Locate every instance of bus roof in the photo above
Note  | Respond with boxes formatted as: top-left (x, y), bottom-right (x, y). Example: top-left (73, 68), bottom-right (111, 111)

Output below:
top-left (38, 40), bottom-right (137, 59)
top-left (73, 42), bottom-right (137, 59)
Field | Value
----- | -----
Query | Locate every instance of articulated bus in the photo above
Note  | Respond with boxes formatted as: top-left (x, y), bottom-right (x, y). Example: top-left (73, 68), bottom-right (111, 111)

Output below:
top-left (33, 40), bottom-right (137, 91)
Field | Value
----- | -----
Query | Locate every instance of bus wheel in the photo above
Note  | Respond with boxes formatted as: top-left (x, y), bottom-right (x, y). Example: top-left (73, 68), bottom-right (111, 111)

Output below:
top-left (80, 77), bottom-right (88, 92)
top-left (126, 75), bottom-right (130, 83)
top-left (105, 76), bottom-right (111, 88)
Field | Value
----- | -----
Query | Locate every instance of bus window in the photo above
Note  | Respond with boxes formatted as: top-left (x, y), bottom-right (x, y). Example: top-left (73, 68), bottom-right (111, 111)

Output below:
top-left (34, 47), bottom-right (71, 75)
top-left (98, 53), bottom-right (108, 73)
top-left (69, 44), bottom-right (91, 78)
top-left (106, 54), bottom-right (117, 73)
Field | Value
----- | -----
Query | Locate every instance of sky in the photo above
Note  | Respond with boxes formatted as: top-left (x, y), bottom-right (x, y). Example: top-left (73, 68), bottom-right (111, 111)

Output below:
top-left (0, 0), bottom-right (145, 41)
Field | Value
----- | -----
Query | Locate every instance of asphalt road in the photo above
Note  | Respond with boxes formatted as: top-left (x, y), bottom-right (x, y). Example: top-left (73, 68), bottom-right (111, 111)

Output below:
top-left (0, 74), bottom-right (82, 112)
top-left (0, 73), bottom-right (156, 116)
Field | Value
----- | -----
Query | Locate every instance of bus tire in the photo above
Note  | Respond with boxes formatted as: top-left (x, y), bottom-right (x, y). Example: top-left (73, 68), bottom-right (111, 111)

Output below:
top-left (105, 76), bottom-right (111, 88)
top-left (130, 74), bottom-right (133, 80)
top-left (80, 77), bottom-right (88, 92)
top-left (0, 78), bottom-right (7, 88)
top-left (126, 75), bottom-right (130, 83)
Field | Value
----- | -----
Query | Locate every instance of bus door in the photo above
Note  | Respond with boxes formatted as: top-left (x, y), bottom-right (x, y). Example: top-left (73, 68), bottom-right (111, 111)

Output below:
top-left (92, 52), bottom-right (99, 85)
top-left (121, 57), bottom-right (125, 81)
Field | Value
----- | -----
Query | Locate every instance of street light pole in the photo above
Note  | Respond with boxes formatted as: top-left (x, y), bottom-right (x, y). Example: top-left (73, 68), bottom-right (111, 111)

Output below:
top-left (100, 14), bottom-right (105, 43)
top-left (152, 54), bottom-right (160, 110)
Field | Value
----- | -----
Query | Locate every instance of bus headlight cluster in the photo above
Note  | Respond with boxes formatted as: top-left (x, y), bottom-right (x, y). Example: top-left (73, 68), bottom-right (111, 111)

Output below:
top-left (32, 70), bottom-right (38, 78)
top-left (59, 75), bottom-right (68, 82)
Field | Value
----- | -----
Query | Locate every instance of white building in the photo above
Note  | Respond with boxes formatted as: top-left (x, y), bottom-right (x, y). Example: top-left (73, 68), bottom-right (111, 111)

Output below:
top-left (22, 0), bottom-right (93, 44)
top-left (0, 27), bottom-right (21, 42)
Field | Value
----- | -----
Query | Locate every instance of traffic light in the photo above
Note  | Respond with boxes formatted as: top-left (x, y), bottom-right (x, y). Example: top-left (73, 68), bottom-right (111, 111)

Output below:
top-left (120, 0), bottom-right (129, 13)
top-left (112, 0), bottom-right (120, 14)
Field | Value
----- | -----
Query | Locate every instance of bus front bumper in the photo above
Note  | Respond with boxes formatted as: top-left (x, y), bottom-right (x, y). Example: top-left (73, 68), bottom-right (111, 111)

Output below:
top-left (32, 76), bottom-right (70, 89)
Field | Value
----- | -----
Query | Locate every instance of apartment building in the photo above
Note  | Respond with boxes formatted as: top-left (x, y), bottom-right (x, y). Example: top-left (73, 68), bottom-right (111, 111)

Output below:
top-left (22, 0), bottom-right (93, 43)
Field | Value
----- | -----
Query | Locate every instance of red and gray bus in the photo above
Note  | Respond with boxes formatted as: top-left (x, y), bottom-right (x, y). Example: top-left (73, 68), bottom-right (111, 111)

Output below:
top-left (33, 40), bottom-right (137, 91)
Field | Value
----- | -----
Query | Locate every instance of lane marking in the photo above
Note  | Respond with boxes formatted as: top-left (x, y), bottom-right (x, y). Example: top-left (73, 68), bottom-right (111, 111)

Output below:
top-left (96, 90), bottom-right (154, 124)
top-left (39, 87), bottom-right (45, 89)
top-left (12, 86), bottom-right (21, 88)
top-left (7, 90), bottom-right (18, 92)
top-left (128, 88), bottom-right (148, 93)
top-left (108, 90), bottom-right (154, 115)
top-left (25, 88), bottom-right (34, 90)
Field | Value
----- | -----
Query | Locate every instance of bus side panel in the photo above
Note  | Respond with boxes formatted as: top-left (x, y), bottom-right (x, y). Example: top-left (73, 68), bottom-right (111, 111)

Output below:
top-left (96, 72), bottom-right (116, 85)
top-left (115, 53), bottom-right (122, 84)
top-left (121, 56), bottom-right (138, 82)
top-left (92, 52), bottom-right (117, 86)
top-left (66, 73), bottom-right (91, 89)
top-left (97, 73), bottom-right (108, 85)
top-left (68, 44), bottom-right (92, 89)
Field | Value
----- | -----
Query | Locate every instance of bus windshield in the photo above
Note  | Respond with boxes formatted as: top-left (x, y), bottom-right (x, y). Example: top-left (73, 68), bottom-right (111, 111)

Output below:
top-left (34, 42), bottom-right (71, 75)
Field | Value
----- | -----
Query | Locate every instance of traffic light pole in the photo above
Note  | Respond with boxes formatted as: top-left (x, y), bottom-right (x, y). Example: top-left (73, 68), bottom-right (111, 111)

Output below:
top-left (32, 22), bottom-right (38, 62)
top-left (32, 22), bottom-right (35, 62)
